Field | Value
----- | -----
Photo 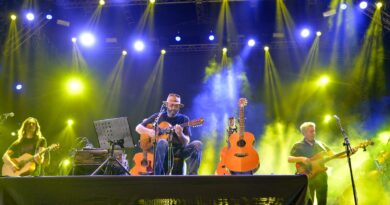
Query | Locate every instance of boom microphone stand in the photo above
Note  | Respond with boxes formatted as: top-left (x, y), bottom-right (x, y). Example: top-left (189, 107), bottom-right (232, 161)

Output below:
top-left (152, 104), bottom-right (166, 175)
top-left (334, 115), bottom-right (358, 205)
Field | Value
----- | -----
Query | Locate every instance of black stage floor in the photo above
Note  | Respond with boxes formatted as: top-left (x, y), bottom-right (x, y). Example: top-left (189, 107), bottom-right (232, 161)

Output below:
top-left (0, 175), bottom-right (309, 205)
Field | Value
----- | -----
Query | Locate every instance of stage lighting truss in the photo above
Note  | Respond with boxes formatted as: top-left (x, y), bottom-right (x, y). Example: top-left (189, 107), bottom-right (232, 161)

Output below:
top-left (55, 0), bottom-right (250, 8)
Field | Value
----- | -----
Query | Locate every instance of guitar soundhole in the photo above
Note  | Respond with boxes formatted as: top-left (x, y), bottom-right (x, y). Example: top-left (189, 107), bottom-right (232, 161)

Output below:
top-left (237, 139), bottom-right (246, 147)
top-left (141, 159), bottom-right (149, 167)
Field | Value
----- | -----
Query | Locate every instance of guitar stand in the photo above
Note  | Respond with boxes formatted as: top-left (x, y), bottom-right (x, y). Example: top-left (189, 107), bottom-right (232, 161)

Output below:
top-left (90, 141), bottom-right (130, 176)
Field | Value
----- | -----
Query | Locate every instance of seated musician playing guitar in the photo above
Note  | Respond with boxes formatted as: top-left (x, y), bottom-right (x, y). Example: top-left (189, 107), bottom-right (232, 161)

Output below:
top-left (135, 93), bottom-right (202, 175)
top-left (288, 122), bottom-right (357, 205)
top-left (2, 117), bottom-right (49, 176)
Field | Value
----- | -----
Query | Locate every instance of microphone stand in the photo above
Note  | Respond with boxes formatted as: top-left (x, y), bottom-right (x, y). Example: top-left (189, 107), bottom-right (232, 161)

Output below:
top-left (335, 116), bottom-right (358, 205)
top-left (152, 104), bottom-right (165, 175)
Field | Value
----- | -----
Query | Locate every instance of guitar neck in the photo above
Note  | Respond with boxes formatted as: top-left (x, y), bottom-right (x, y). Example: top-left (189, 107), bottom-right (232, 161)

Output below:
top-left (239, 106), bottom-right (245, 138)
top-left (322, 147), bottom-right (358, 164)
top-left (26, 147), bottom-right (51, 162)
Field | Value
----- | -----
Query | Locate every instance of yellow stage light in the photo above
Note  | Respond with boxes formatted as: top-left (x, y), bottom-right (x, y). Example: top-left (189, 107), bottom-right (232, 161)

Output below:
top-left (376, 2), bottom-right (383, 9)
top-left (316, 31), bottom-right (322, 37)
top-left (222, 47), bottom-right (227, 53)
top-left (324, 115), bottom-right (332, 123)
top-left (10, 14), bottom-right (17, 21)
top-left (11, 132), bottom-right (16, 136)
top-left (378, 131), bottom-right (390, 144)
top-left (71, 37), bottom-right (77, 43)
top-left (67, 119), bottom-right (74, 126)
top-left (161, 49), bottom-right (166, 55)
top-left (317, 76), bottom-right (330, 86)
top-left (150, 0), bottom-right (156, 4)
top-left (99, 0), bottom-right (105, 6)
top-left (62, 159), bottom-right (71, 167)
top-left (264, 46), bottom-right (270, 51)
top-left (122, 50), bottom-right (127, 56)
top-left (67, 78), bottom-right (84, 94)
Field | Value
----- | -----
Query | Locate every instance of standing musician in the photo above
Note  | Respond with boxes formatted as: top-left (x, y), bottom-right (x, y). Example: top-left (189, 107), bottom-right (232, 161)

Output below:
top-left (288, 122), bottom-right (356, 205)
top-left (2, 117), bottom-right (49, 176)
top-left (135, 93), bottom-right (202, 175)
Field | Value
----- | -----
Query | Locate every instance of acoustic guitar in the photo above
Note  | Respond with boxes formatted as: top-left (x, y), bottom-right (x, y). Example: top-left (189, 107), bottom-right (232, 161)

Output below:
top-left (215, 117), bottom-right (236, 175)
top-left (2, 143), bottom-right (60, 176)
top-left (130, 151), bottom-right (154, 175)
top-left (296, 140), bottom-right (374, 179)
top-left (139, 118), bottom-right (204, 150)
top-left (225, 98), bottom-right (260, 173)
top-left (215, 146), bottom-right (230, 175)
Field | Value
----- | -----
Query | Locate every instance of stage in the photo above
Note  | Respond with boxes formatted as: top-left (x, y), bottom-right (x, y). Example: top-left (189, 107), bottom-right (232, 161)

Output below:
top-left (0, 175), bottom-right (309, 205)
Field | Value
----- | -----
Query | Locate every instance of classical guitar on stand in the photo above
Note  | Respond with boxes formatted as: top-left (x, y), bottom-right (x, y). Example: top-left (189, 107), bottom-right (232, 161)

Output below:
top-left (138, 118), bottom-right (205, 150)
top-left (296, 140), bottom-right (374, 179)
top-left (225, 98), bottom-right (260, 173)
top-left (2, 143), bottom-right (60, 176)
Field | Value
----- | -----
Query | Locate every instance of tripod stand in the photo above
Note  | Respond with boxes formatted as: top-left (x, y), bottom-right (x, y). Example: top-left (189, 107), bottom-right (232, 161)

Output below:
top-left (90, 140), bottom-right (130, 175)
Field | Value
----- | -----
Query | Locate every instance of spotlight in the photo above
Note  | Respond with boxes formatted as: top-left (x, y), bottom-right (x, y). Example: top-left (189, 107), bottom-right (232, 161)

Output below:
top-left (122, 50), bottom-right (127, 56)
top-left (359, 1), bottom-right (368, 9)
top-left (316, 31), bottom-right (322, 37)
top-left (222, 47), bottom-right (228, 53)
top-left (376, 2), bottom-right (383, 9)
top-left (150, 0), bottom-right (156, 3)
top-left (79, 32), bottom-right (96, 47)
top-left (317, 76), bottom-right (330, 86)
top-left (71, 37), bottom-right (77, 43)
top-left (175, 35), bottom-right (181, 42)
top-left (10, 14), bottom-right (17, 21)
top-left (11, 132), bottom-right (16, 136)
top-left (209, 34), bottom-right (215, 41)
top-left (340, 3), bottom-right (347, 10)
top-left (26, 12), bottom-right (35, 21)
top-left (324, 115), bottom-right (332, 123)
top-left (300, 28), bottom-right (310, 38)
top-left (67, 119), bottom-right (74, 126)
top-left (67, 78), bottom-right (84, 94)
top-left (99, 0), bottom-right (105, 5)
top-left (133, 40), bottom-right (145, 51)
top-left (46, 14), bottom-right (53, 20)
top-left (247, 39), bottom-right (256, 47)
top-left (62, 159), bottom-right (71, 167)
top-left (264, 46), bottom-right (269, 51)
top-left (161, 49), bottom-right (166, 55)
top-left (15, 83), bottom-right (23, 90)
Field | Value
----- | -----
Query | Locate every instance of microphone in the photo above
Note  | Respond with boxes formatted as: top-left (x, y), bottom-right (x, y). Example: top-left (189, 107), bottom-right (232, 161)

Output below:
top-left (2, 112), bottom-right (14, 117)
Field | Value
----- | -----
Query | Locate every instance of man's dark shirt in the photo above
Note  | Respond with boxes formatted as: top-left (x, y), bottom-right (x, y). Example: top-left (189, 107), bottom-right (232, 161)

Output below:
top-left (290, 139), bottom-right (331, 158)
top-left (141, 112), bottom-right (191, 147)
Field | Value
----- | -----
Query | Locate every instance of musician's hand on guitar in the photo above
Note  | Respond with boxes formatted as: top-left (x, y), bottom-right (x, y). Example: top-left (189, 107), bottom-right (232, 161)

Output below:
top-left (174, 124), bottom-right (184, 137)
top-left (11, 164), bottom-right (20, 172)
top-left (302, 157), bottom-right (311, 165)
top-left (148, 129), bottom-right (156, 138)
top-left (34, 155), bottom-right (43, 164)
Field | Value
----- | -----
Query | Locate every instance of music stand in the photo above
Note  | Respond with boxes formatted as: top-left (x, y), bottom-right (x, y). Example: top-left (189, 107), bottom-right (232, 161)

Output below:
top-left (91, 117), bottom-right (135, 175)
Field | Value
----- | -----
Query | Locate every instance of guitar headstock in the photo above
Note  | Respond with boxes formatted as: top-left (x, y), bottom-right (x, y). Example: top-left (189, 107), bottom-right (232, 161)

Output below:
top-left (239, 98), bottom-right (248, 108)
top-left (357, 140), bottom-right (374, 151)
top-left (188, 118), bottom-right (205, 127)
top-left (48, 143), bottom-right (60, 151)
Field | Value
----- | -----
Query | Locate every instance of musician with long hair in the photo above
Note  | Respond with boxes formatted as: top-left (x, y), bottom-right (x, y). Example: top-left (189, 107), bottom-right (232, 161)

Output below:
top-left (2, 117), bottom-right (48, 176)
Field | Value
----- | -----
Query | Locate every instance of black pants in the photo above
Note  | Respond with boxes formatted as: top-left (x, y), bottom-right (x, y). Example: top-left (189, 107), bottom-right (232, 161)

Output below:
top-left (308, 172), bottom-right (328, 205)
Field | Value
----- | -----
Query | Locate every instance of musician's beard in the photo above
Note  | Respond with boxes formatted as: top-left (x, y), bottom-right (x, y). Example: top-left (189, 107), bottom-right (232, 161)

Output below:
top-left (167, 109), bottom-right (179, 117)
